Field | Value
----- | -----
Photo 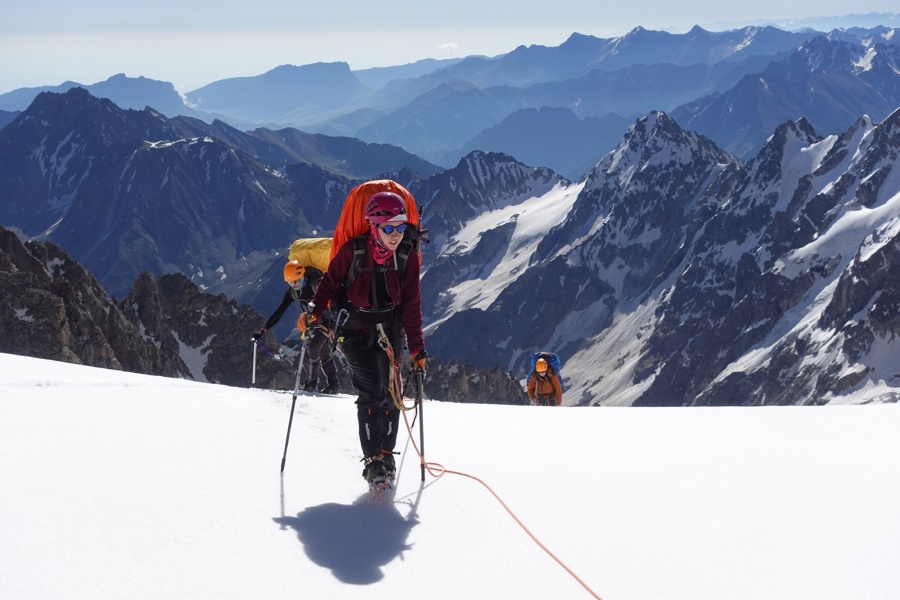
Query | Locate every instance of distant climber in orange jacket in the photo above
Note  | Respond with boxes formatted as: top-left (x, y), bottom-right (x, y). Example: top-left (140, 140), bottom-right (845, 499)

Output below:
top-left (527, 358), bottom-right (563, 406)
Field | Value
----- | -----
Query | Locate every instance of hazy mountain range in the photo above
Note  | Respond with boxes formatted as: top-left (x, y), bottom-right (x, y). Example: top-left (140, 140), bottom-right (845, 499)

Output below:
top-left (2, 23), bottom-right (898, 179)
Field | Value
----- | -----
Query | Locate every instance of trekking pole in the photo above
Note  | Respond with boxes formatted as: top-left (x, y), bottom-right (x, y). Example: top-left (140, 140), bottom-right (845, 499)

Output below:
top-left (251, 342), bottom-right (258, 387)
top-left (280, 331), bottom-right (311, 473)
top-left (415, 369), bottom-right (426, 482)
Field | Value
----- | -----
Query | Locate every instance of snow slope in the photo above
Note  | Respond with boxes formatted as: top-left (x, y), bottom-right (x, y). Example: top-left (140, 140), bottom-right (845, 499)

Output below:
top-left (1, 352), bottom-right (898, 600)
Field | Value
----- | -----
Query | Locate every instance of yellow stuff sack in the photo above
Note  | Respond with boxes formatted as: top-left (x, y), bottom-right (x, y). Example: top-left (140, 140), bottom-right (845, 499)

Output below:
top-left (288, 237), bottom-right (332, 272)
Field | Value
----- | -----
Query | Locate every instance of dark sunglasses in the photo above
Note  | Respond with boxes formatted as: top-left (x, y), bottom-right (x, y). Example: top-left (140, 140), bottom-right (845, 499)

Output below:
top-left (378, 223), bottom-right (408, 234)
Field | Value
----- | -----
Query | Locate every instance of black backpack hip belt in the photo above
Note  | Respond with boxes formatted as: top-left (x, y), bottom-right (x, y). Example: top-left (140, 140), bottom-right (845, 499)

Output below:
top-left (341, 305), bottom-right (398, 329)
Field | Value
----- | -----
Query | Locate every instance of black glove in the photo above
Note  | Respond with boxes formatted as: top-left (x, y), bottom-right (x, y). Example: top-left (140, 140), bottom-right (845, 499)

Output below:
top-left (252, 327), bottom-right (267, 342)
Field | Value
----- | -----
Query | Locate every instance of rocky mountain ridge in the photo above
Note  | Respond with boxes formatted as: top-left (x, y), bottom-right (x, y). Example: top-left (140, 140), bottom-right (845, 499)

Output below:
top-left (0, 88), bottom-right (394, 299)
top-left (0, 224), bottom-right (528, 403)
top-left (422, 108), bottom-right (900, 405)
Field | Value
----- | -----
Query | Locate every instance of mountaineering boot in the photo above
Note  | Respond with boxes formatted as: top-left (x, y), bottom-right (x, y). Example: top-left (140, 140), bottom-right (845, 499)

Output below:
top-left (381, 451), bottom-right (397, 481)
top-left (302, 380), bottom-right (316, 392)
top-left (322, 375), bottom-right (340, 395)
top-left (362, 455), bottom-right (390, 491)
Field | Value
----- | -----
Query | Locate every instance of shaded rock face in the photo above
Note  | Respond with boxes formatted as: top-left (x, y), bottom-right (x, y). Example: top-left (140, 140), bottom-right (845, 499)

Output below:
top-left (0, 224), bottom-right (187, 376)
top-left (0, 224), bottom-right (294, 389)
top-left (121, 272), bottom-right (529, 401)
top-left (421, 359), bottom-right (529, 405)
top-left (117, 271), bottom-right (295, 390)
top-left (1, 224), bottom-right (526, 403)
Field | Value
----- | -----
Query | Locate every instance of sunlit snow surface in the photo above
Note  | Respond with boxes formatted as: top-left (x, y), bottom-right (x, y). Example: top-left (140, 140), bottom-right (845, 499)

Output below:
top-left (2, 353), bottom-right (898, 600)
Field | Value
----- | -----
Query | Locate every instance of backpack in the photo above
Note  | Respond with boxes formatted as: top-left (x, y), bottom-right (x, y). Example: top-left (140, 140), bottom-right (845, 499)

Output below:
top-left (332, 179), bottom-right (426, 288)
top-left (331, 179), bottom-right (420, 260)
top-left (287, 237), bottom-right (332, 273)
top-left (530, 351), bottom-right (565, 391)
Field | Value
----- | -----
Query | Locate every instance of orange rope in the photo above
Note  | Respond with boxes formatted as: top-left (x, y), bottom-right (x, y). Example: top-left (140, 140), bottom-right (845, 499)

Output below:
top-left (399, 406), bottom-right (604, 600)
top-left (376, 324), bottom-right (416, 412)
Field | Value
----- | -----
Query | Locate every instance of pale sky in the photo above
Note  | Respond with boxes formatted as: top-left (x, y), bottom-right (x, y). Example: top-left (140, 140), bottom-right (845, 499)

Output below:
top-left (2, 1), bottom-right (898, 95)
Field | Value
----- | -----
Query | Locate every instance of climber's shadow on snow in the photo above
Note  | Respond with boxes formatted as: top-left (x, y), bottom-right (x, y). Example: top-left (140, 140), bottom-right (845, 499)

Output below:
top-left (274, 493), bottom-right (418, 584)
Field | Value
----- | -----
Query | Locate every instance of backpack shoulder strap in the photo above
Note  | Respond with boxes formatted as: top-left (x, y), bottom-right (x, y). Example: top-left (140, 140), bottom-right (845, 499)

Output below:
top-left (345, 235), bottom-right (369, 287)
top-left (395, 238), bottom-right (414, 279)
top-left (346, 234), bottom-right (414, 287)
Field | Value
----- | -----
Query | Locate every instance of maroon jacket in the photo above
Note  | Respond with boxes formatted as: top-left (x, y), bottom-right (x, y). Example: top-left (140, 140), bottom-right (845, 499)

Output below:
top-left (310, 234), bottom-right (425, 356)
